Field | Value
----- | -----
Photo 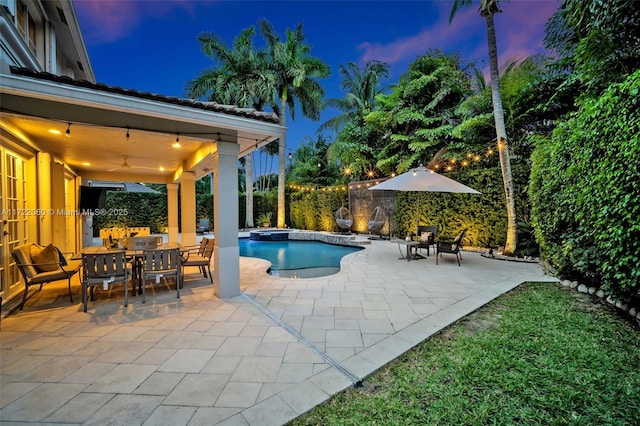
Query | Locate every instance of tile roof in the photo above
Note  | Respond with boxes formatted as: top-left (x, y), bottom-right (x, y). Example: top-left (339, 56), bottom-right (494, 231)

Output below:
top-left (9, 66), bottom-right (281, 124)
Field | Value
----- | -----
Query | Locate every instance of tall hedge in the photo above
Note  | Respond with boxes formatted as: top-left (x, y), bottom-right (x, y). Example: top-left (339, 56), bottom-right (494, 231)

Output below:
top-left (289, 190), bottom-right (345, 232)
top-left (529, 70), bottom-right (640, 301)
top-left (94, 192), bottom-right (168, 234)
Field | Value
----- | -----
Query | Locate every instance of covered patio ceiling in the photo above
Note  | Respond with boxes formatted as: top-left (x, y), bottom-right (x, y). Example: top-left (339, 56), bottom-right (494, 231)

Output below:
top-left (1, 67), bottom-right (286, 184)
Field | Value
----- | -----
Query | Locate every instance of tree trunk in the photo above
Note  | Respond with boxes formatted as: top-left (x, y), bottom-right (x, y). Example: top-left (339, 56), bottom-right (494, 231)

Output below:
top-left (277, 94), bottom-right (287, 228)
top-left (486, 13), bottom-right (517, 255)
top-left (244, 153), bottom-right (254, 229)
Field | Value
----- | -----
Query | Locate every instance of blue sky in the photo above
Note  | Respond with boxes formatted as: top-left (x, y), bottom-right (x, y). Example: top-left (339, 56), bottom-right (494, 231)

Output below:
top-left (74, 0), bottom-right (559, 173)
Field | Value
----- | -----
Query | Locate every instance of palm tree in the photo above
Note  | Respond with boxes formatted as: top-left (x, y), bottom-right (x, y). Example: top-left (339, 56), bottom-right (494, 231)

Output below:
top-left (319, 60), bottom-right (390, 133)
top-left (450, 0), bottom-right (517, 255)
top-left (187, 26), bottom-right (275, 229)
top-left (258, 20), bottom-right (330, 228)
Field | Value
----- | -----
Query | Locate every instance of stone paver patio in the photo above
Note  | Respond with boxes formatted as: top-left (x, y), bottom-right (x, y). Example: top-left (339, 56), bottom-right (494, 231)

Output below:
top-left (0, 238), bottom-right (557, 425)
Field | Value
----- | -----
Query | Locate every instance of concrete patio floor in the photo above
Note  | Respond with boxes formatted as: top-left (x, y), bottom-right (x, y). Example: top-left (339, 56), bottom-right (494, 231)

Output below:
top-left (0, 238), bottom-right (557, 425)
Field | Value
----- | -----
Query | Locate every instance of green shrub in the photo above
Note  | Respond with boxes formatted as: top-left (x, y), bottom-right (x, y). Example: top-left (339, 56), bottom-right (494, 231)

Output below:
top-left (289, 190), bottom-right (345, 232)
top-left (94, 192), bottom-right (168, 234)
top-left (529, 70), bottom-right (640, 301)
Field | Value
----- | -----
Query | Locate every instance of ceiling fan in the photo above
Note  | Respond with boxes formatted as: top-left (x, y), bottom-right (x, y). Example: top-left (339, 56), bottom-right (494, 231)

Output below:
top-left (107, 155), bottom-right (159, 172)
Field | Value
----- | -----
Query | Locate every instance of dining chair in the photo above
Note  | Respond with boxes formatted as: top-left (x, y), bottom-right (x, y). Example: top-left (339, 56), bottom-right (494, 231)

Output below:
top-left (140, 247), bottom-right (182, 302)
top-left (81, 251), bottom-right (130, 312)
top-left (417, 225), bottom-right (438, 256)
top-left (436, 229), bottom-right (467, 266)
top-left (181, 237), bottom-right (214, 283)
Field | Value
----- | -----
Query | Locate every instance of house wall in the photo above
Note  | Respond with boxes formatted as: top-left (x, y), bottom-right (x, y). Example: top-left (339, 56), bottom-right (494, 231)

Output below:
top-left (349, 181), bottom-right (396, 237)
top-left (0, 0), bottom-right (90, 313)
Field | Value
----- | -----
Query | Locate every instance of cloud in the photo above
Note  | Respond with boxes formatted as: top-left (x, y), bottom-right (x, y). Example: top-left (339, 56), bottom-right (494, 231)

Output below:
top-left (74, 0), bottom-right (200, 45)
top-left (496, 0), bottom-right (560, 61)
top-left (356, 0), bottom-right (559, 70)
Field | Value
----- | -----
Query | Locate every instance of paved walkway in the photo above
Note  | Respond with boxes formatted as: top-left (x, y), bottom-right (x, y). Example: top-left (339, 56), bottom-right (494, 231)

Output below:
top-left (0, 239), bottom-right (557, 425)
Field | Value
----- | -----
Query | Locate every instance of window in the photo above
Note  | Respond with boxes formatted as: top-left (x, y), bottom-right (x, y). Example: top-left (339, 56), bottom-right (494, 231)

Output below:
top-left (28, 15), bottom-right (36, 54)
top-left (15, 1), bottom-right (38, 55)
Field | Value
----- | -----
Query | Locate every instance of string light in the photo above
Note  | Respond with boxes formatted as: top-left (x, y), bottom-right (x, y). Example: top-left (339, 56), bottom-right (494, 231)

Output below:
top-left (288, 183), bottom-right (348, 192)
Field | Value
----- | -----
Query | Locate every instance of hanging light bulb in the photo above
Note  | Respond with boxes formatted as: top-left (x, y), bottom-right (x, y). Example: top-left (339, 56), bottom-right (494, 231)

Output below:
top-left (126, 127), bottom-right (130, 141)
top-left (172, 132), bottom-right (181, 148)
top-left (65, 122), bottom-right (71, 137)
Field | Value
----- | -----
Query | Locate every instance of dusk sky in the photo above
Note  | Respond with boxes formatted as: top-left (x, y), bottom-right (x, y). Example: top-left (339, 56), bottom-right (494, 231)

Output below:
top-left (74, 0), bottom-right (560, 173)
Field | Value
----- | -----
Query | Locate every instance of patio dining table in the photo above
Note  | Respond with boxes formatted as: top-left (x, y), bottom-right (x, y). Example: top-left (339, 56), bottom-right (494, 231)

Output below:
top-left (74, 243), bottom-right (184, 295)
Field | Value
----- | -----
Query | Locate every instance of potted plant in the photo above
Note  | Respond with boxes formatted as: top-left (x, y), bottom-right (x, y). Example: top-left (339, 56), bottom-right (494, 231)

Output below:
top-left (257, 211), bottom-right (272, 228)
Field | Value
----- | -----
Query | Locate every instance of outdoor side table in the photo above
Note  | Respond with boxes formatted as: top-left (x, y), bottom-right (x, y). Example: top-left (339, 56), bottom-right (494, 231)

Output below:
top-left (394, 240), bottom-right (420, 261)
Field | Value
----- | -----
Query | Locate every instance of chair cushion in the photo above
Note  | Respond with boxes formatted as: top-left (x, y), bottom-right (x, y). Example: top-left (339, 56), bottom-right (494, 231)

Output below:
top-left (183, 254), bottom-right (210, 266)
top-left (29, 243), bottom-right (43, 262)
top-left (31, 244), bottom-right (60, 272)
top-left (14, 245), bottom-right (38, 278)
top-left (420, 232), bottom-right (433, 242)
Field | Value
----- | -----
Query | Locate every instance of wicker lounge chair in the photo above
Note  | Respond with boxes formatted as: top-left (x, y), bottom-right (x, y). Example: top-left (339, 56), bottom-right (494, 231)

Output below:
top-left (335, 207), bottom-right (353, 233)
top-left (367, 207), bottom-right (386, 237)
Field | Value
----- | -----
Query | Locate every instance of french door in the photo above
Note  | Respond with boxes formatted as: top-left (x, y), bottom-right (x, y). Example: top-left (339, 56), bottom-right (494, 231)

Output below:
top-left (0, 148), bottom-right (28, 302)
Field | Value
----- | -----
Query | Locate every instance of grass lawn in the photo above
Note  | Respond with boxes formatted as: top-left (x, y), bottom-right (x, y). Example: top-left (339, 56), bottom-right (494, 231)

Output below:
top-left (289, 282), bottom-right (640, 425)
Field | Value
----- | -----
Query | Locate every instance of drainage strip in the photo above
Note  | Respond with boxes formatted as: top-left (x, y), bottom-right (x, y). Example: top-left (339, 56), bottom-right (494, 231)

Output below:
top-left (241, 292), bottom-right (363, 387)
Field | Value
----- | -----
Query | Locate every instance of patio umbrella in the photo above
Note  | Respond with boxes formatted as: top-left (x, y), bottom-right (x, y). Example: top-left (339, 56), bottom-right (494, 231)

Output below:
top-left (368, 165), bottom-right (480, 235)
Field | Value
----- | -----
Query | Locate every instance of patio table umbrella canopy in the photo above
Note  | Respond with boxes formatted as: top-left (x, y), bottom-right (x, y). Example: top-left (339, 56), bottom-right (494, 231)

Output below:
top-left (369, 165), bottom-right (481, 193)
top-left (369, 165), bottom-right (480, 235)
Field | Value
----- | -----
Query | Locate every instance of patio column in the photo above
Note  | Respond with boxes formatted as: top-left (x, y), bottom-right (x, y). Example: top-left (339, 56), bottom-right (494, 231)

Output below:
top-left (37, 152), bottom-right (52, 244)
top-left (212, 141), bottom-right (240, 298)
top-left (166, 183), bottom-right (178, 243)
top-left (180, 172), bottom-right (197, 246)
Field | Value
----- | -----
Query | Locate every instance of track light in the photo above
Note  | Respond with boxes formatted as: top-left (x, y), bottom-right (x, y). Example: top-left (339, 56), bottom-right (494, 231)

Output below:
top-left (65, 123), bottom-right (71, 137)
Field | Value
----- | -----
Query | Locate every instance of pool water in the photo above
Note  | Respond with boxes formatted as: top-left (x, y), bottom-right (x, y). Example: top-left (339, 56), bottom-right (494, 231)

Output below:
top-left (238, 239), bottom-right (362, 277)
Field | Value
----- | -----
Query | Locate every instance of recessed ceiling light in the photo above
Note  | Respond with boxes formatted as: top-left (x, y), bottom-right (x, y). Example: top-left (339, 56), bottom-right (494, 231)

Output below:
top-left (82, 162), bottom-right (90, 166)
top-left (49, 129), bottom-right (62, 135)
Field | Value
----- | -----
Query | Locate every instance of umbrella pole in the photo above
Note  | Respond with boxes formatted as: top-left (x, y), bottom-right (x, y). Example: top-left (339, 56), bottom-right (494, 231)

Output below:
top-left (416, 192), bottom-right (421, 236)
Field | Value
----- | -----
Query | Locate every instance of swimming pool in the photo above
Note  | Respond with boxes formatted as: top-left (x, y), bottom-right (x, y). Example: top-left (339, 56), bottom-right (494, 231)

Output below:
top-left (238, 239), bottom-right (363, 278)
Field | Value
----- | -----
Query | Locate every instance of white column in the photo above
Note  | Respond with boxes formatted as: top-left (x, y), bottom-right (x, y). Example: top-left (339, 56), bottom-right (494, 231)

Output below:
top-left (213, 141), bottom-right (240, 298)
top-left (37, 152), bottom-right (52, 244)
top-left (167, 183), bottom-right (179, 243)
top-left (180, 172), bottom-right (197, 246)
